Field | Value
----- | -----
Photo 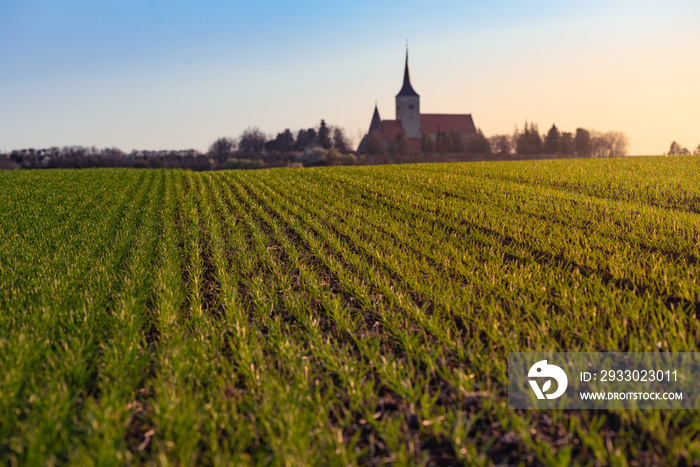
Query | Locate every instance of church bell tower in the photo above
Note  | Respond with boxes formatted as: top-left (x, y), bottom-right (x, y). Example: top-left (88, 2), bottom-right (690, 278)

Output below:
top-left (395, 48), bottom-right (420, 139)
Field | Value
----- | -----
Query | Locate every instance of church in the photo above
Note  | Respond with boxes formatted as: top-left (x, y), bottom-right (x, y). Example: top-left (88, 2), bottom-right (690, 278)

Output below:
top-left (358, 49), bottom-right (477, 153)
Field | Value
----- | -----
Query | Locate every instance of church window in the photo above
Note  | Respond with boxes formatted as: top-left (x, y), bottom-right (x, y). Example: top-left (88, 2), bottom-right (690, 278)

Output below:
top-left (408, 105), bottom-right (415, 110)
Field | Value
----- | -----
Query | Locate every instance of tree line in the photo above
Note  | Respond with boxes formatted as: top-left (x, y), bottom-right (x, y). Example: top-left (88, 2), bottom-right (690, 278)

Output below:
top-left (666, 141), bottom-right (700, 156)
top-left (362, 122), bottom-right (629, 159)
top-left (487, 123), bottom-right (629, 158)
top-left (209, 119), bottom-right (356, 167)
top-left (0, 119), bottom-right (648, 171)
top-left (0, 119), bottom-right (356, 170)
top-left (0, 146), bottom-right (233, 170)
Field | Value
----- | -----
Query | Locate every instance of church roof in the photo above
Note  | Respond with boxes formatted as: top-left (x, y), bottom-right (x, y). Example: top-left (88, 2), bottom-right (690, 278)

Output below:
top-left (420, 114), bottom-right (476, 135)
top-left (396, 50), bottom-right (419, 98)
top-left (377, 120), bottom-right (405, 144)
top-left (376, 120), bottom-right (422, 151)
top-left (368, 104), bottom-right (381, 133)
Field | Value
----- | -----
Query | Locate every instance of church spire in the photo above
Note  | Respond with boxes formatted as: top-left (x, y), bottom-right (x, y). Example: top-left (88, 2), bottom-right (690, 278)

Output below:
top-left (396, 46), bottom-right (419, 97)
top-left (368, 103), bottom-right (381, 133)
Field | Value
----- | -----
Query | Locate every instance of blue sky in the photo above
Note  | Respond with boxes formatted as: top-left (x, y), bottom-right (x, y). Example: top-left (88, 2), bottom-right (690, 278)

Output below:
top-left (1, 0), bottom-right (699, 154)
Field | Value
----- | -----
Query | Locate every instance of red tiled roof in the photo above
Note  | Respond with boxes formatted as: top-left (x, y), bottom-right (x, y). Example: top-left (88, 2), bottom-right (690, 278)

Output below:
top-left (375, 116), bottom-right (474, 150)
top-left (377, 120), bottom-right (405, 145)
top-left (420, 114), bottom-right (476, 135)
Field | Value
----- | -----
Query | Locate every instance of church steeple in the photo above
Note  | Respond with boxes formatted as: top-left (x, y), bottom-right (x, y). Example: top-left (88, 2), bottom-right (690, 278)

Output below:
top-left (396, 48), bottom-right (419, 98)
top-left (368, 103), bottom-right (381, 133)
top-left (395, 45), bottom-right (421, 139)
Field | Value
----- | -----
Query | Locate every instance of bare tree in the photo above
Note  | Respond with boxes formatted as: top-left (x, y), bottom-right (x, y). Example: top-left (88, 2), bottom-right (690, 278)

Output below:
top-left (209, 137), bottom-right (236, 159)
top-left (237, 127), bottom-right (267, 156)
top-left (352, 127), bottom-right (364, 152)
top-left (511, 126), bottom-right (521, 155)
top-left (608, 131), bottom-right (629, 157)
top-left (488, 134), bottom-right (511, 155)
top-left (590, 131), bottom-right (605, 157)
top-left (590, 130), bottom-right (629, 157)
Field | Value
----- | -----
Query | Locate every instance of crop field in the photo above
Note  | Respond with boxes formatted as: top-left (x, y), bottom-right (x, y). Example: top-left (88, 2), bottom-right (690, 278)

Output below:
top-left (1, 156), bottom-right (700, 465)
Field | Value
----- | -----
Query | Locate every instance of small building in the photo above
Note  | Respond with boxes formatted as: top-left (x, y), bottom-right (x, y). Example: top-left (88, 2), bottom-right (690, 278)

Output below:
top-left (358, 49), bottom-right (477, 153)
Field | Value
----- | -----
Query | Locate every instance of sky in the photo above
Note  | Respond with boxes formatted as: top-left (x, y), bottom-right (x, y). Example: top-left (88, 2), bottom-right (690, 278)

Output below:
top-left (1, 0), bottom-right (699, 155)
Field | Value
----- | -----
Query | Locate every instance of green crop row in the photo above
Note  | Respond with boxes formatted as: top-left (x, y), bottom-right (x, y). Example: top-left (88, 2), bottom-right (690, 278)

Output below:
top-left (1, 157), bottom-right (699, 465)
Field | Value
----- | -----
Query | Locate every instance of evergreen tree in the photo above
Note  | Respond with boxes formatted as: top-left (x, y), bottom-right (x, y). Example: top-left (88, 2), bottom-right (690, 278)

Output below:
top-left (467, 129), bottom-right (491, 154)
top-left (560, 132), bottom-right (575, 155)
top-left (544, 124), bottom-right (562, 154)
top-left (421, 133), bottom-right (433, 153)
top-left (516, 122), bottom-right (543, 155)
top-left (449, 129), bottom-right (463, 153)
top-left (279, 129), bottom-right (295, 152)
top-left (294, 129), bottom-right (308, 151)
top-left (317, 120), bottom-right (332, 149)
top-left (332, 127), bottom-right (350, 153)
top-left (265, 129), bottom-right (295, 153)
top-left (435, 129), bottom-right (450, 154)
top-left (574, 128), bottom-right (592, 157)
top-left (668, 141), bottom-right (690, 156)
top-left (306, 129), bottom-right (317, 147)
top-left (396, 132), bottom-right (409, 155)
top-left (368, 132), bottom-right (382, 156)
top-left (295, 128), bottom-right (317, 151)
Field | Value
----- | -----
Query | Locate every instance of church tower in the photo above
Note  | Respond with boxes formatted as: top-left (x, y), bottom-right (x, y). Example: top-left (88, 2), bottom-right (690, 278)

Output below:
top-left (395, 48), bottom-right (420, 139)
